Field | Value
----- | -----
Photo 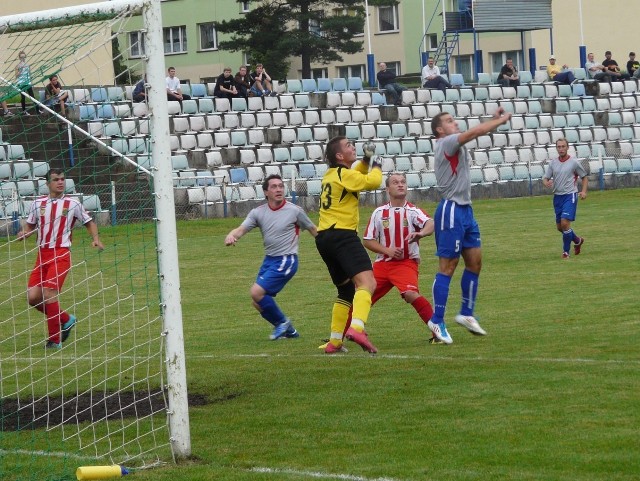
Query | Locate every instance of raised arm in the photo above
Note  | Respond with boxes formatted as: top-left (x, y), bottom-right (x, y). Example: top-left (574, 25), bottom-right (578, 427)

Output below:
top-left (458, 107), bottom-right (511, 146)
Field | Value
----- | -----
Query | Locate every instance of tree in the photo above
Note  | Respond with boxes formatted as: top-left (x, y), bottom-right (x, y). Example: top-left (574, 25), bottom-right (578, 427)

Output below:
top-left (215, 0), bottom-right (396, 80)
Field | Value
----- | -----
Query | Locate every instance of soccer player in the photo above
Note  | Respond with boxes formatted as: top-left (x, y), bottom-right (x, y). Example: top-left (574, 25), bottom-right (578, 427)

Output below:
top-left (225, 174), bottom-right (317, 340)
top-left (16, 168), bottom-right (104, 349)
top-left (542, 138), bottom-right (588, 258)
top-left (315, 137), bottom-right (382, 354)
top-left (363, 173), bottom-right (439, 344)
top-left (429, 108), bottom-right (511, 344)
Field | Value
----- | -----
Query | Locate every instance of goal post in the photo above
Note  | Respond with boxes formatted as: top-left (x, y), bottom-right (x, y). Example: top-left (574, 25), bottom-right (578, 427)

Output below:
top-left (0, 0), bottom-right (191, 478)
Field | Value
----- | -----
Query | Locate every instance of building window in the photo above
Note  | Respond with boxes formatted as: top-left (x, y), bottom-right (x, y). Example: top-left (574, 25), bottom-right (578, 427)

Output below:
top-left (198, 23), bottom-right (217, 50)
top-left (428, 34), bottom-right (438, 50)
top-left (338, 65), bottom-right (365, 79)
top-left (164, 26), bottom-right (187, 54)
top-left (309, 18), bottom-right (323, 37)
top-left (378, 5), bottom-right (399, 32)
top-left (311, 68), bottom-right (328, 80)
top-left (491, 51), bottom-right (522, 74)
top-left (240, 1), bottom-right (250, 12)
top-left (383, 61), bottom-right (401, 76)
top-left (454, 56), bottom-right (473, 82)
top-left (129, 31), bottom-right (145, 58)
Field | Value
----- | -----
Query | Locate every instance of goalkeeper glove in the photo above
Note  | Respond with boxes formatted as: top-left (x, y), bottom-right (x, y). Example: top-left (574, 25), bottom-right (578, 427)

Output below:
top-left (370, 155), bottom-right (382, 170)
top-left (362, 141), bottom-right (376, 161)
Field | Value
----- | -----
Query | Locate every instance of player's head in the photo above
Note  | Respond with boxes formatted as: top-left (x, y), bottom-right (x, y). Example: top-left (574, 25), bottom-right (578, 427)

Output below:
top-left (18, 51), bottom-right (26, 60)
top-left (556, 138), bottom-right (569, 157)
top-left (325, 136), bottom-right (356, 167)
top-left (262, 174), bottom-right (284, 199)
top-left (46, 168), bottom-right (66, 196)
top-left (386, 172), bottom-right (407, 199)
top-left (432, 112), bottom-right (458, 138)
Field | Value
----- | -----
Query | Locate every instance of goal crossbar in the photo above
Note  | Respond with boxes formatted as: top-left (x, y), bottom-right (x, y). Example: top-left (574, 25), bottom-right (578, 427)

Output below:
top-left (0, 0), bottom-right (145, 33)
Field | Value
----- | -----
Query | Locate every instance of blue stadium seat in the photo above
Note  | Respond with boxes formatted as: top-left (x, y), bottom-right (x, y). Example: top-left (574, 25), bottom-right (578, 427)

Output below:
top-left (301, 79), bottom-right (317, 92)
top-left (317, 78), bottom-right (332, 92)
top-left (286, 79), bottom-right (302, 93)
top-left (332, 78), bottom-right (347, 92)
top-left (348, 77), bottom-right (363, 90)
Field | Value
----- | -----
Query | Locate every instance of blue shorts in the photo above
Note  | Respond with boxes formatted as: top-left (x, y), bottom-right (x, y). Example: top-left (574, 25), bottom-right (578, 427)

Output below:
top-left (553, 193), bottom-right (578, 223)
top-left (255, 255), bottom-right (298, 296)
top-left (434, 200), bottom-right (481, 259)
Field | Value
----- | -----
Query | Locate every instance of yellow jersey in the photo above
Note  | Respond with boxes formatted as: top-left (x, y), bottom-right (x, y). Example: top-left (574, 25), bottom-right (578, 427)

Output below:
top-left (318, 161), bottom-right (382, 231)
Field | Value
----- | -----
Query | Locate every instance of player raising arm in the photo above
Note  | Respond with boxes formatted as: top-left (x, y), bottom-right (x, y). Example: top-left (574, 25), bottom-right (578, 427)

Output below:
top-left (315, 137), bottom-right (382, 354)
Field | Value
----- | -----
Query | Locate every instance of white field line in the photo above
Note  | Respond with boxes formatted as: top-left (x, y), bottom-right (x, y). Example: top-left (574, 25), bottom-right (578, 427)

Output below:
top-left (4, 352), bottom-right (639, 365)
top-left (0, 448), bottom-right (99, 460)
top-left (249, 466), bottom-right (404, 481)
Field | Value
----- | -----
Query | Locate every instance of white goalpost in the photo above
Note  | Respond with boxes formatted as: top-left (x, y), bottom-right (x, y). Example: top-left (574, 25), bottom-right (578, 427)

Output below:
top-left (0, 1), bottom-right (190, 478)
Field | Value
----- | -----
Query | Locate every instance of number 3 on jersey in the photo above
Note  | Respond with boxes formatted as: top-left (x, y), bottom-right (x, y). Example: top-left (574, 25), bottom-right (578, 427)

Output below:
top-left (320, 182), bottom-right (331, 210)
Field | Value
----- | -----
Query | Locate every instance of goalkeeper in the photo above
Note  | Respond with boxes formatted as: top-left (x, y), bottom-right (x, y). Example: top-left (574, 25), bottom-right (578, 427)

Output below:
top-left (315, 137), bottom-right (382, 354)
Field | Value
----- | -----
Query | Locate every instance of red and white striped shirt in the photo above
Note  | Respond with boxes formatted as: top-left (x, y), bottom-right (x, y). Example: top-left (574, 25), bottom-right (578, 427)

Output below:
top-left (26, 195), bottom-right (92, 249)
top-left (363, 201), bottom-right (431, 262)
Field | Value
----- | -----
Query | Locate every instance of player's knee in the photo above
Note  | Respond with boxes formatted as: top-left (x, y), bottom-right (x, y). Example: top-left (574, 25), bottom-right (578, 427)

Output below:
top-left (337, 282), bottom-right (355, 303)
top-left (401, 290), bottom-right (419, 304)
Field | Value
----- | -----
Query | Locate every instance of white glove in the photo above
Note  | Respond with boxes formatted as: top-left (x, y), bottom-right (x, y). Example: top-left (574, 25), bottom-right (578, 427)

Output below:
top-left (370, 155), bottom-right (382, 170)
top-left (362, 141), bottom-right (376, 160)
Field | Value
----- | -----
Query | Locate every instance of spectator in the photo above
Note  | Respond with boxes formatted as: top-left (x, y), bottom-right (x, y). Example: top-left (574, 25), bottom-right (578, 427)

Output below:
top-left (546, 55), bottom-right (576, 85)
top-left (376, 62), bottom-right (406, 105)
top-left (249, 63), bottom-right (275, 97)
top-left (602, 50), bottom-right (630, 81)
top-left (498, 58), bottom-right (520, 87)
top-left (234, 66), bottom-right (252, 99)
top-left (1, 100), bottom-right (14, 117)
top-left (585, 52), bottom-right (612, 82)
top-left (15, 51), bottom-right (37, 115)
top-left (44, 75), bottom-right (69, 117)
top-left (165, 67), bottom-right (191, 103)
top-left (421, 57), bottom-right (452, 92)
top-left (132, 75), bottom-right (147, 103)
top-left (542, 138), bottom-right (588, 259)
top-left (16, 168), bottom-right (104, 349)
top-left (213, 68), bottom-right (240, 100)
top-left (626, 52), bottom-right (639, 77)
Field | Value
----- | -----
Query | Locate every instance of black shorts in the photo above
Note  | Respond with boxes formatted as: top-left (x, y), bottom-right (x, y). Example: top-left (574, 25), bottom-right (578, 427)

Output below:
top-left (315, 229), bottom-right (372, 286)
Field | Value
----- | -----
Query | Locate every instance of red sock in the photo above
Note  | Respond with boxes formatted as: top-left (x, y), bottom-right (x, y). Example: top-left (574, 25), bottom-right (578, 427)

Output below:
top-left (412, 296), bottom-right (433, 325)
top-left (44, 302), bottom-right (67, 343)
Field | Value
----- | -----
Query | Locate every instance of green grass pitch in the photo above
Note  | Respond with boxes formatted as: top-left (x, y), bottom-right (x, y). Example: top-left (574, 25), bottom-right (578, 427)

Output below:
top-left (7, 188), bottom-right (640, 481)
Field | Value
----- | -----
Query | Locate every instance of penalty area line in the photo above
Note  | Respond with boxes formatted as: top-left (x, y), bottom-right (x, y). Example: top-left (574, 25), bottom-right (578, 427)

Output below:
top-left (248, 466), bottom-right (405, 481)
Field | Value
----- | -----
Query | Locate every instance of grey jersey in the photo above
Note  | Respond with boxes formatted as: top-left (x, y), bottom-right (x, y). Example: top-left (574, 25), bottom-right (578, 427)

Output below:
top-left (434, 134), bottom-right (472, 204)
top-left (544, 156), bottom-right (588, 195)
top-left (241, 201), bottom-right (315, 256)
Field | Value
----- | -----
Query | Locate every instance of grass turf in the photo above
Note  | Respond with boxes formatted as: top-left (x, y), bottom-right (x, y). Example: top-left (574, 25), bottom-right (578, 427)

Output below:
top-left (4, 188), bottom-right (640, 481)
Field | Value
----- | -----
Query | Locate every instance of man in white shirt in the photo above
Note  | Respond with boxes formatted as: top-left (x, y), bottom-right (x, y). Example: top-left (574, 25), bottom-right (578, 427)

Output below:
top-left (421, 57), bottom-right (452, 92)
top-left (584, 52), bottom-right (611, 82)
top-left (165, 66), bottom-right (191, 103)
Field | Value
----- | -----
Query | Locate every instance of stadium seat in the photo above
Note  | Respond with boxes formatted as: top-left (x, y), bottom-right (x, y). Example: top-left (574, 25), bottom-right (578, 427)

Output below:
top-left (348, 77), bottom-right (363, 90)
top-left (286, 79), bottom-right (302, 93)
top-left (331, 78), bottom-right (347, 92)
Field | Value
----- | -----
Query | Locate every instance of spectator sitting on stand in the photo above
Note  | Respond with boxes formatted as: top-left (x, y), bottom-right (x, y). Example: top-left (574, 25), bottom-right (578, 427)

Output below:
top-left (546, 55), bottom-right (576, 85)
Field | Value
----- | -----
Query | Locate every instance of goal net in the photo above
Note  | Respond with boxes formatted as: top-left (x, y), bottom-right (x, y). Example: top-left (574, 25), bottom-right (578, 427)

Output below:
top-left (0, 1), bottom-right (189, 479)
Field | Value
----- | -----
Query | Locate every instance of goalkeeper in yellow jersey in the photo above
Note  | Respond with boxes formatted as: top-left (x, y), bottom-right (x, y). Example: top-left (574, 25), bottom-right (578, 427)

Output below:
top-left (315, 136), bottom-right (382, 354)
